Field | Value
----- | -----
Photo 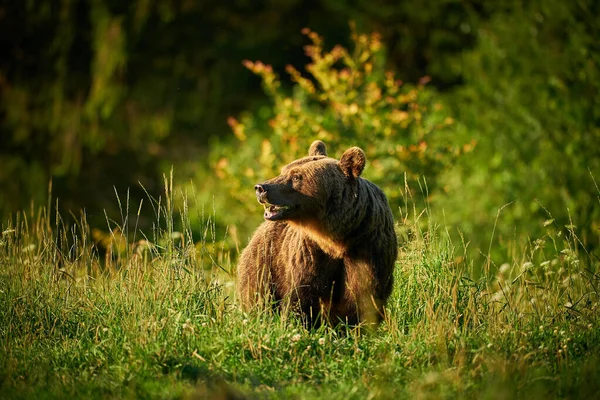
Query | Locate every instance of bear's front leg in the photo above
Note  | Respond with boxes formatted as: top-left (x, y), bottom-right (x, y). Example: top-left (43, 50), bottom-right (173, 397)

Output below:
top-left (338, 258), bottom-right (380, 325)
top-left (237, 226), bottom-right (278, 310)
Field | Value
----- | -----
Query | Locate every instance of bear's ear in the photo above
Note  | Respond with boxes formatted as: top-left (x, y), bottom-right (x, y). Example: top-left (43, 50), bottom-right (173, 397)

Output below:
top-left (339, 147), bottom-right (366, 179)
top-left (308, 140), bottom-right (327, 156)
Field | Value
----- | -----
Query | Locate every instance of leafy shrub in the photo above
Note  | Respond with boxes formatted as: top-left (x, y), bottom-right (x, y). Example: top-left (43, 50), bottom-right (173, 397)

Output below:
top-left (207, 26), bottom-right (467, 241)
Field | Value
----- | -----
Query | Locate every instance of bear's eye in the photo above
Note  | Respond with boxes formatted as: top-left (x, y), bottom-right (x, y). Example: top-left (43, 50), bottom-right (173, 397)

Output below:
top-left (292, 175), bottom-right (302, 183)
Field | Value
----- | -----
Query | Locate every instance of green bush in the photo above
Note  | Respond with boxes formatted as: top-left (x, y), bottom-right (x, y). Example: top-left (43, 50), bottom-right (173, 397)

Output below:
top-left (435, 0), bottom-right (600, 257)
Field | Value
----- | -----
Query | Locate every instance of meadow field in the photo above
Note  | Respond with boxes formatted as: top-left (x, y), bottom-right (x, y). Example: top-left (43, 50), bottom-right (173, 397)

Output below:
top-left (1, 3), bottom-right (599, 397)
top-left (1, 181), bottom-right (598, 399)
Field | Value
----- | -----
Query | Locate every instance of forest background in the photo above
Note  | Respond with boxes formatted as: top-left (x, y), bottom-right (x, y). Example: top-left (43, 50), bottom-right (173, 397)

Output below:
top-left (1, 0), bottom-right (599, 262)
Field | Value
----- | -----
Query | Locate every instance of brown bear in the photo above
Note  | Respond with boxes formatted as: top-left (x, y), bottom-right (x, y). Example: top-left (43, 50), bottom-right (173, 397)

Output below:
top-left (237, 140), bottom-right (397, 326)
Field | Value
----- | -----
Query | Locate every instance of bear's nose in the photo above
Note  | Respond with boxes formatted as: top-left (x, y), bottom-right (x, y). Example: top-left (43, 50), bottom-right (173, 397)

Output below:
top-left (255, 184), bottom-right (268, 203)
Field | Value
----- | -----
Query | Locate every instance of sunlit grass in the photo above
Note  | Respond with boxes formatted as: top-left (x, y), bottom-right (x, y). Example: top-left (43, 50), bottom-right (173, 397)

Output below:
top-left (0, 177), bottom-right (598, 399)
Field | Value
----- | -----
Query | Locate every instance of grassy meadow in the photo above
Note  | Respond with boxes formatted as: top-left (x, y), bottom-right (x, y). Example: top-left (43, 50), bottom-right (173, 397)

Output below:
top-left (2, 1), bottom-right (599, 398)
top-left (1, 180), bottom-right (599, 400)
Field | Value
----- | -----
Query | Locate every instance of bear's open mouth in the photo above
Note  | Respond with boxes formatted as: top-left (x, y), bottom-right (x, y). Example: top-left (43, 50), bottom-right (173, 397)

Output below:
top-left (263, 203), bottom-right (295, 220)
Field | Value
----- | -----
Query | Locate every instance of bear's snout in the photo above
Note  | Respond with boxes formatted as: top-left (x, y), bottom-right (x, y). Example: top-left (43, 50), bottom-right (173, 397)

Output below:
top-left (255, 184), bottom-right (268, 203)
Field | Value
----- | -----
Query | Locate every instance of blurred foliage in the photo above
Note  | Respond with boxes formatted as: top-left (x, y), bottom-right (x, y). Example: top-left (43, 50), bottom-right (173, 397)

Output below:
top-left (1, 0), bottom-right (168, 218)
top-left (1, 0), bottom-right (483, 228)
top-left (1, 0), bottom-right (599, 261)
top-left (205, 27), bottom-right (463, 239)
top-left (434, 0), bottom-right (600, 257)
top-left (0, 0), bottom-right (368, 224)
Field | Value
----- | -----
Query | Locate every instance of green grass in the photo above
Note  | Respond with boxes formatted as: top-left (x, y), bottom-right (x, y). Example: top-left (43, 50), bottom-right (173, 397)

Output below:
top-left (1, 186), bottom-right (599, 399)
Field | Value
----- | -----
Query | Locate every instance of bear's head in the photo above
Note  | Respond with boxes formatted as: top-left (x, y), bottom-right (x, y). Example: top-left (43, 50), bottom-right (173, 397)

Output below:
top-left (254, 140), bottom-right (366, 222)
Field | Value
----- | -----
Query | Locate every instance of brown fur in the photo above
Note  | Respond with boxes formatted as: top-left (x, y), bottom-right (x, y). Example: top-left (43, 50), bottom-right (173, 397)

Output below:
top-left (237, 141), bottom-right (397, 326)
